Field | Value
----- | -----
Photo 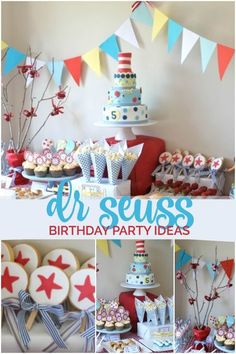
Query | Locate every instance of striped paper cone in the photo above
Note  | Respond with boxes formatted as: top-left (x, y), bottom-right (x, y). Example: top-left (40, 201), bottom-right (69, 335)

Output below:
top-left (122, 159), bottom-right (136, 180)
top-left (106, 158), bottom-right (122, 185)
top-left (77, 153), bottom-right (92, 182)
top-left (91, 153), bottom-right (106, 183)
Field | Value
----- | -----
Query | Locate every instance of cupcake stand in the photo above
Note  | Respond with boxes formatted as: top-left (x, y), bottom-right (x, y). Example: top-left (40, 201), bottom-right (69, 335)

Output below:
top-left (214, 340), bottom-right (235, 353)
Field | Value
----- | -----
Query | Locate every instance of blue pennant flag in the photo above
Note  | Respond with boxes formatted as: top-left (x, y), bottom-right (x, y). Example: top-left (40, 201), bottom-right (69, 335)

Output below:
top-left (3, 47), bottom-right (26, 75)
top-left (47, 60), bottom-right (64, 87)
top-left (112, 240), bottom-right (121, 247)
top-left (130, 2), bottom-right (153, 27)
top-left (167, 19), bottom-right (183, 52)
top-left (200, 37), bottom-right (216, 73)
top-left (176, 250), bottom-right (192, 270)
top-left (206, 263), bottom-right (219, 280)
top-left (99, 34), bottom-right (120, 60)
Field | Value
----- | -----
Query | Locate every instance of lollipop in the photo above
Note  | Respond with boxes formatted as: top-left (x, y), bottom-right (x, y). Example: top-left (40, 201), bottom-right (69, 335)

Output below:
top-left (182, 154), bottom-right (194, 168)
top-left (1, 261), bottom-right (28, 299)
top-left (13, 243), bottom-right (41, 274)
top-left (194, 154), bottom-right (206, 169)
top-left (211, 158), bottom-right (224, 171)
top-left (42, 249), bottom-right (79, 277)
top-left (159, 152), bottom-right (172, 165)
top-left (69, 269), bottom-right (95, 310)
top-left (81, 257), bottom-right (96, 270)
top-left (27, 265), bottom-right (69, 329)
top-left (171, 153), bottom-right (183, 166)
top-left (1, 241), bottom-right (14, 261)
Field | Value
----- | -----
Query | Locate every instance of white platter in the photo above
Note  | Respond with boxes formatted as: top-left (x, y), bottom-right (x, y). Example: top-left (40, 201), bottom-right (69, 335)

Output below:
top-left (103, 338), bottom-right (152, 353)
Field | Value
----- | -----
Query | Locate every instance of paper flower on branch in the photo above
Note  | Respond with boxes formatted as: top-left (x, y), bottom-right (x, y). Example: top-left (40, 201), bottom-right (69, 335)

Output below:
top-left (3, 113), bottom-right (13, 122)
top-left (23, 107), bottom-right (37, 118)
top-left (17, 64), bottom-right (33, 74)
top-left (56, 89), bottom-right (66, 99)
top-left (51, 99), bottom-right (64, 116)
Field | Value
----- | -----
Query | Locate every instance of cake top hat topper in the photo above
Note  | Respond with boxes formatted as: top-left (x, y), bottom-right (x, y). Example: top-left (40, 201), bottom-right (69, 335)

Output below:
top-left (136, 240), bottom-right (145, 254)
top-left (118, 52), bottom-right (132, 73)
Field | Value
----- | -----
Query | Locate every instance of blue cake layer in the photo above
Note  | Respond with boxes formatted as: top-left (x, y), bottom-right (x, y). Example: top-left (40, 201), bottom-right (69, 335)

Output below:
top-left (129, 262), bottom-right (151, 275)
top-left (108, 87), bottom-right (141, 106)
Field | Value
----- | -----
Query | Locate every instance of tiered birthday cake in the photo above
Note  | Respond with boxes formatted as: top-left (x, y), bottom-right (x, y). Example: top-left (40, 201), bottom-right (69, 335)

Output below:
top-left (125, 240), bottom-right (155, 286)
top-left (103, 52), bottom-right (148, 124)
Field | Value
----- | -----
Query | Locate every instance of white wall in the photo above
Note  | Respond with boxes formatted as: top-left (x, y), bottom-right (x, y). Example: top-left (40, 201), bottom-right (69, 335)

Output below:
top-left (175, 240), bottom-right (235, 324)
top-left (2, 1), bottom-right (235, 191)
top-left (97, 240), bottom-right (173, 300)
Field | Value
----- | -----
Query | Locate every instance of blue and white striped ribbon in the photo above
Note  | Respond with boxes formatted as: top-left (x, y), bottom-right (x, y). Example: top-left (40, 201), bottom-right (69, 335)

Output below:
top-left (43, 305), bottom-right (95, 353)
top-left (2, 298), bottom-right (26, 352)
top-left (17, 290), bottom-right (67, 350)
top-left (8, 166), bottom-right (23, 187)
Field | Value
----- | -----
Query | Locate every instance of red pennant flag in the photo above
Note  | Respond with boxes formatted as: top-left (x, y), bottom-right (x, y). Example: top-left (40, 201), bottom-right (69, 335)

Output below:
top-left (220, 259), bottom-right (234, 279)
top-left (217, 44), bottom-right (234, 80)
top-left (64, 56), bottom-right (82, 85)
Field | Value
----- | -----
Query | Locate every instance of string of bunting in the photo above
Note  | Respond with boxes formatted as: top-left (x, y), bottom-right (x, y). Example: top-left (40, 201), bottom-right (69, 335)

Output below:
top-left (97, 240), bottom-right (121, 257)
top-left (1, 1), bottom-right (234, 85)
top-left (175, 243), bottom-right (235, 281)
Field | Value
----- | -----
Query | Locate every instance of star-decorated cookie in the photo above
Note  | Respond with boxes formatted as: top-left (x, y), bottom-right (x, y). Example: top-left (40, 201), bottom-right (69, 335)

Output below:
top-left (28, 265), bottom-right (69, 305)
top-left (182, 154), bottom-right (194, 167)
top-left (211, 158), bottom-right (223, 171)
top-left (81, 257), bottom-right (96, 270)
top-left (1, 261), bottom-right (28, 299)
top-left (194, 154), bottom-right (206, 169)
top-left (1, 241), bottom-right (14, 262)
top-left (42, 249), bottom-right (79, 277)
top-left (69, 269), bottom-right (95, 310)
top-left (13, 244), bottom-right (41, 274)
top-left (171, 153), bottom-right (183, 165)
top-left (159, 152), bottom-right (172, 165)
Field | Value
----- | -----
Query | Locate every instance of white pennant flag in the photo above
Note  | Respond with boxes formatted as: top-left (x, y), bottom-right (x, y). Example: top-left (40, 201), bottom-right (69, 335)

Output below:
top-left (25, 57), bottom-right (45, 87)
top-left (115, 18), bottom-right (139, 48)
top-left (181, 28), bottom-right (199, 64)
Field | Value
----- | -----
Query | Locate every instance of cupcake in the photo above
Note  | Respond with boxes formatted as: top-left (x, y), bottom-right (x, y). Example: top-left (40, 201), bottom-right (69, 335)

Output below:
top-left (115, 322), bottom-right (124, 331)
top-left (22, 161), bottom-right (36, 176)
top-left (34, 165), bottom-right (48, 178)
top-left (104, 321), bottom-right (115, 331)
top-left (96, 320), bottom-right (104, 330)
top-left (63, 162), bottom-right (79, 176)
top-left (224, 339), bottom-right (235, 350)
top-left (123, 319), bottom-right (131, 328)
top-left (215, 335), bottom-right (226, 346)
top-left (49, 165), bottom-right (63, 178)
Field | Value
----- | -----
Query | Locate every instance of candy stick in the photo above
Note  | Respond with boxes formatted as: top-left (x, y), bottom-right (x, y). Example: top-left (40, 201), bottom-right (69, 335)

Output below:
top-left (42, 248), bottom-right (80, 277)
top-left (26, 265), bottom-right (69, 330)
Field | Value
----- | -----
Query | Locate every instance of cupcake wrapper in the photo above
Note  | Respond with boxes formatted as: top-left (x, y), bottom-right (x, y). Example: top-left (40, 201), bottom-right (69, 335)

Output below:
top-left (77, 152), bottom-right (92, 182)
top-left (122, 159), bottom-right (137, 181)
top-left (106, 158), bottom-right (122, 185)
top-left (91, 153), bottom-right (106, 183)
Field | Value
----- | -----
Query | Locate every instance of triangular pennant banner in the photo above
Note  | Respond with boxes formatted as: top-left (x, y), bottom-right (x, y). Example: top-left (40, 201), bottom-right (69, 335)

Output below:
top-left (111, 240), bottom-right (121, 247)
top-left (3, 47), bottom-right (26, 75)
top-left (200, 37), bottom-right (216, 72)
top-left (175, 243), bottom-right (181, 253)
top-left (152, 9), bottom-right (168, 41)
top-left (176, 250), bottom-right (192, 270)
top-left (206, 263), bottom-right (220, 280)
top-left (47, 60), bottom-right (64, 87)
top-left (115, 18), bottom-right (139, 48)
top-left (64, 56), bottom-right (82, 85)
top-left (1, 40), bottom-right (8, 50)
top-left (130, 2), bottom-right (153, 27)
top-left (25, 57), bottom-right (45, 87)
top-left (82, 48), bottom-right (101, 76)
top-left (97, 240), bottom-right (110, 257)
top-left (217, 44), bottom-right (234, 80)
top-left (181, 28), bottom-right (199, 64)
top-left (167, 19), bottom-right (183, 52)
top-left (99, 34), bottom-right (120, 61)
top-left (220, 259), bottom-right (234, 279)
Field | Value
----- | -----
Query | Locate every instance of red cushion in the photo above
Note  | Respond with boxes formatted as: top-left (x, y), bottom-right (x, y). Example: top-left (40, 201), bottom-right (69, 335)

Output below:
top-left (119, 290), bottom-right (157, 332)
top-left (107, 135), bottom-right (165, 196)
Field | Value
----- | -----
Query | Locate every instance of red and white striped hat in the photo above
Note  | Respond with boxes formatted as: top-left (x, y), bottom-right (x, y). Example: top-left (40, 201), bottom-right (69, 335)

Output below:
top-left (136, 240), bottom-right (145, 254)
top-left (118, 52), bottom-right (132, 73)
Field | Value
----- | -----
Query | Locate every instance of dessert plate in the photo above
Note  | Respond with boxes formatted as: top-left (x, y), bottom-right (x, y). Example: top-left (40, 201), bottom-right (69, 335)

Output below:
top-left (214, 340), bottom-right (235, 353)
top-left (103, 338), bottom-right (152, 353)
top-left (96, 326), bottom-right (132, 335)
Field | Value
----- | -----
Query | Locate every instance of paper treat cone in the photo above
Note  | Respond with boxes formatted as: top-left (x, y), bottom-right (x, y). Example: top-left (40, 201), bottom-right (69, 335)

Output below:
top-left (106, 144), bottom-right (123, 185)
top-left (122, 144), bottom-right (144, 180)
top-left (155, 296), bottom-right (167, 325)
top-left (144, 300), bottom-right (158, 325)
top-left (77, 144), bottom-right (92, 182)
top-left (167, 298), bottom-right (173, 323)
top-left (91, 140), bottom-right (109, 183)
top-left (135, 298), bottom-right (145, 323)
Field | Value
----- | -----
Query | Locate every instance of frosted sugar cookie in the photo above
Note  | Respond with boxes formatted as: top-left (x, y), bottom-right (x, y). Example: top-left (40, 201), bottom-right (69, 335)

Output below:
top-left (1, 261), bottom-right (28, 299)
top-left (69, 269), bottom-right (95, 310)
top-left (13, 243), bottom-right (41, 274)
top-left (42, 249), bottom-right (79, 277)
top-left (194, 154), bottom-right (206, 169)
top-left (81, 257), bottom-right (96, 270)
top-left (1, 241), bottom-right (14, 262)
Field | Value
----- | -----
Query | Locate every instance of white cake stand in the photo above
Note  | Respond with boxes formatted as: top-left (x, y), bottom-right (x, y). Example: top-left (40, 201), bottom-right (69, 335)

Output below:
top-left (120, 282), bottom-right (160, 296)
top-left (95, 120), bottom-right (158, 141)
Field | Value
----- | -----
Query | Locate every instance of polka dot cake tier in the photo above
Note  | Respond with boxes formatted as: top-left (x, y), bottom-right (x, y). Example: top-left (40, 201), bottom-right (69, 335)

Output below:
top-left (103, 52), bottom-right (148, 124)
top-left (125, 241), bottom-right (156, 286)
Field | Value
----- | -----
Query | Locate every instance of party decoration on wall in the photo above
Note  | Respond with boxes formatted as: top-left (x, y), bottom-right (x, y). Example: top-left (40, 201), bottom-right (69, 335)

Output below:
top-left (175, 250), bottom-right (192, 270)
top-left (64, 56), bottom-right (82, 85)
top-left (206, 262), bottom-right (220, 280)
top-left (130, 2), bottom-right (153, 27)
top-left (181, 28), bottom-right (199, 64)
top-left (97, 240), bottom-right (110, 257)
top-left (3, 47), bottom-right (26, 75)
top-left (220, 259), bottom-right (234, 279)
top-left (200, 37), bottom-right (216, 72)
top-left (175, 243), bottom-right (181, 253)
top-left (112, 240), bottom-right (122, 247)
top-left (1, 40), bottom-right (8, 50)
top-left (115, 18), bottom-right (139, 48)
top-left (99, 34), bottom-right (120, 60)
top-left (152, 8), bottom-right (168, 41)
top-left (25, 57), bottom-right (45, 87)
top-left (217, 44), bottom-right (235, 80)
top-left (82, 47), bottom-right (101, 76)
top-left (47, 60), bottom-right (64, 87)
top-left (167, 19), bottom-right (183, 52)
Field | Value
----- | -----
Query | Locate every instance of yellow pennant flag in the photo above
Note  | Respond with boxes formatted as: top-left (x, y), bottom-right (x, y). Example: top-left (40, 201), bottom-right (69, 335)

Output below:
top-left (152, 9), bottom-right (168, 41)
top-left (82, 47), bottom-right (101, 76)
top-left (97, 240), bottom-right (110, 257)
top-left (1, 40), bottom-right (8, 50)
top-left (175, 243), bottom-right (181, 253)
